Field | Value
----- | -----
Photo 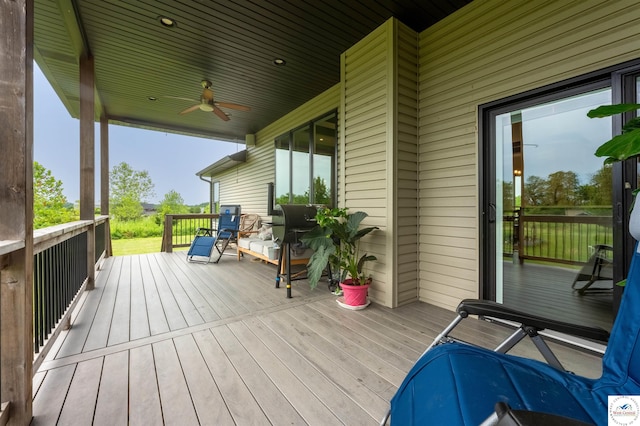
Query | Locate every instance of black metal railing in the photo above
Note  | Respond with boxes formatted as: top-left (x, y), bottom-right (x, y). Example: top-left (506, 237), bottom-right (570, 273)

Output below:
top-left (503, 208), bottom-right (612, 265)
top-left (33, 232), bottom-right (87, 352)
top-left (95, 221), bottom-right (106, 263)
top-left (31, 216), bottom-right (111, 367)
top-left (161, 214), bottom-right (219, 252)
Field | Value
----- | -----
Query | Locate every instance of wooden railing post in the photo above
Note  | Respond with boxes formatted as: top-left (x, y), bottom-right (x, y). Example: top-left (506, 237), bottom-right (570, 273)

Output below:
top-left (0, 0), bottom-right (34, 423)
top-left (164, 215), bottom-right (174, 253)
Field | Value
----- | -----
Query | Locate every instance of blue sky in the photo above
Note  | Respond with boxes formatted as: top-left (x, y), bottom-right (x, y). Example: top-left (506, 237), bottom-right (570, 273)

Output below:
top-left (34, 64), bottom-right (241, 205)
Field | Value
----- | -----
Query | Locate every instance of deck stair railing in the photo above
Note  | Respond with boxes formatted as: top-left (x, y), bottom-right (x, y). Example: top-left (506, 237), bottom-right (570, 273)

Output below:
top-left (161, 213), bottom-right (219, 252)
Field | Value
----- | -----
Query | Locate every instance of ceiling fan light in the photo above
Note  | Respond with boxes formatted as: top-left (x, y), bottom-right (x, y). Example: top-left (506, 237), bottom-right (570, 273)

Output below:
top-left (199, 104), bottom-right (214, 112)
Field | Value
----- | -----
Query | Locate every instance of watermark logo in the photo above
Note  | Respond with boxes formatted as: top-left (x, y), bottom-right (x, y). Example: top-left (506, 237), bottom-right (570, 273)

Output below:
top-left (609, 395), bottom-right (640, 425)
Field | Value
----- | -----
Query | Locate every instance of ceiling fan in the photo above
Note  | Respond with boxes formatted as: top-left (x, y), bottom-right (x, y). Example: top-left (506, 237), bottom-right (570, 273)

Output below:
top-left (168, 80), bottom-right (251, 121)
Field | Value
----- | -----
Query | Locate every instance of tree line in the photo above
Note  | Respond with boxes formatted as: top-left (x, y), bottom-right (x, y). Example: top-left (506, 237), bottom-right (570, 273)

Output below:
top-left (34, 161), bottom-right (206, 229)
top-left (505, 165), bottom-right (613, 211)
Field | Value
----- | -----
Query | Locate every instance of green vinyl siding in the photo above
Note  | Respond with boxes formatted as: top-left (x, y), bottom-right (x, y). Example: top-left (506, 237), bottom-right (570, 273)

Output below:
top-left (417, 0), bottom-right (640, 310)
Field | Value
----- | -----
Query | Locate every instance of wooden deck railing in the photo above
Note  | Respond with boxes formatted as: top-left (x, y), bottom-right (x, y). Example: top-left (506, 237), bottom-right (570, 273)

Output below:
top-left (0, 216), bottom-right (112, 390)
top-left (504, 209), bottom-right (612, 265)
top-left (161, 213), bottom-right (219, 252)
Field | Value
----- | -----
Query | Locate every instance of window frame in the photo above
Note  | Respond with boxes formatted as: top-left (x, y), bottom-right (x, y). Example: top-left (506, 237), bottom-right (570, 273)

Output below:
top-left (274, 110), bottom-right (337, 207)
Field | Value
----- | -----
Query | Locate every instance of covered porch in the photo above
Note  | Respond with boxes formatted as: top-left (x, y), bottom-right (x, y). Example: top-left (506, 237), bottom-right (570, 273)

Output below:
top-left (4, 0), bottom-right (639, 423)
top-left (32, 252), bottom-right (602, 425)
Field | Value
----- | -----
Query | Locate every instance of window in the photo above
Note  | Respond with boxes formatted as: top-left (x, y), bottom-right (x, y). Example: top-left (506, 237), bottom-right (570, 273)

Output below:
top-left (212, 181), bottom-right (220, 213)
top-left (275, 111), bottom-right (337, 206)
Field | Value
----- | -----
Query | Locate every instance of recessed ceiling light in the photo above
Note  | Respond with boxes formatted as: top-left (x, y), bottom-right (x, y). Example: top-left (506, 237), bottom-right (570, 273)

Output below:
top-left (148, 96), bottom-right (157, 101)
top-left (273, 58), bottom-right (286, 66)
top-left (158, 16), bottom-right (176, 27)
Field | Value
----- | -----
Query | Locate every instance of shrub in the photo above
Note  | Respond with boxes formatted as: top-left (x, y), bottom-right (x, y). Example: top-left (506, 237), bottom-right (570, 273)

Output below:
top-left (110, 216), bottom-right (162, 239)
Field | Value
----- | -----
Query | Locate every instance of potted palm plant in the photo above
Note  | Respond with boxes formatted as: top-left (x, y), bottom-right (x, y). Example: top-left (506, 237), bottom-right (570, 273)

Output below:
top-left (301, 207), bottom-right (378, 308)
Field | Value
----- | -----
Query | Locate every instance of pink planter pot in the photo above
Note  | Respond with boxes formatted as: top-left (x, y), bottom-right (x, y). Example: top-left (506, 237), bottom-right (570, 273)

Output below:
top-left (340, 280), bottom-right (370, 306)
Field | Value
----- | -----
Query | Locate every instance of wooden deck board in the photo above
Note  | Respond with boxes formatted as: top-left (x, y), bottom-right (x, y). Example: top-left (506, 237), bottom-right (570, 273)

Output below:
top-left (217, 323), bottom-right (343, 425)
top-left (32, 252), bottom-right (605, 425)
top-left (56, 357), bottom-right (102, 426)
top-left (165, 253), bottom-right (235, 319)
top-left (93, 352), bottom-right (129, 426)
top-left (230, 318), bottom-right (370, 425)
top-left (129, 345), bottom-right (164, 425)
top-left (312, 301), bottom-right (424, 362)
top-left (161, 256), bottom-right (217, 320)
top-left (286, 304), bottom-right (406, 394)
top-left (108, 256), bottom-right (132, 346)
top-left (31, 364), bottom-right (76, 425)
top-left (192, 328), bottom-right (270, 424)
top-left (139, 255), bottom-right (171, 336)
top-left (129, 256), bottom-right (152, 340)
top-left (83, 256), bottom-right (123, 352)
top-left (215, 322), bottom-right (308, 425)
top-left (54, 258), bottom-right (113, 358)
top-left (183, 261), bottom-right (252, 317)
top-left (262, 309), bottom-right (394, 397)
top-left (153, 339), bottom-right (200, 425)
top-left (147, 254), bottom-right (190, 331)
top-left (293, 303), bottom-right (411, 384)
top-left (172, 334), bottom-right (236, 426)
top-left (255, 313), bottom-right (390, 421)
top-left (503, 262), bottom-right (613, 331)
top-left (153, 253), bottom-right (205, 327)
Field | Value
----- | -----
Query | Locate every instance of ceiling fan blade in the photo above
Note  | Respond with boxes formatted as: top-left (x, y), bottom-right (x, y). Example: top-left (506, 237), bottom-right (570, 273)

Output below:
top-left (179, 104), bottom-right (201, 115)
top-left (213, 106), bottom-right (230, 121)
top-left (215, 101), bottom-right (251, 112)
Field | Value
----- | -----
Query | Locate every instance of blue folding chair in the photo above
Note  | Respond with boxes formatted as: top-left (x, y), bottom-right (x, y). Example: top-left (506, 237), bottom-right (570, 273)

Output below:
top-left (381, 245), bottom-right (640, 425)
top-left (187, 205), bottom-right (241, 263)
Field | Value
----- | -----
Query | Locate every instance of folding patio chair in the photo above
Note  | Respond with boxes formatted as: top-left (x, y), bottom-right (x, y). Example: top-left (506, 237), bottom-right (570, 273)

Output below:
top-left (571, 244), bottom-right (613, 294)
top-left (380, 244), bottom-right (640, 425)
top-left (187, 205), bottom-right (241, 263)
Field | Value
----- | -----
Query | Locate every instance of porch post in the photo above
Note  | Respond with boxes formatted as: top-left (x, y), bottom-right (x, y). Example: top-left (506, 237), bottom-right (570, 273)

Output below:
top-left (80, 54), bottom-right (96, 289)
top-left (100, 114), bottom-right (109, 216)
top-left (0, 0), bottom-right (35, 423)
top-left (100, 114), bottom-right (112, 257)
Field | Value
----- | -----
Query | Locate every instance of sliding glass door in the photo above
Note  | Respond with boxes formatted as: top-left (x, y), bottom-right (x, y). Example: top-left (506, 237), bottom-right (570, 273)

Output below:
top-left (491, 88), bottom-right (615, 330)
top-left (482, 65), bottom-right (640, 334)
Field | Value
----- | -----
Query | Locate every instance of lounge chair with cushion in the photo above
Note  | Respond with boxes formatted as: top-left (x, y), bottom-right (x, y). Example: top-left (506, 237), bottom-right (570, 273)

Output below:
top-left (187, 205), bottom-right (241, 263)
top-left (380, 244), bottom-right (640, 425)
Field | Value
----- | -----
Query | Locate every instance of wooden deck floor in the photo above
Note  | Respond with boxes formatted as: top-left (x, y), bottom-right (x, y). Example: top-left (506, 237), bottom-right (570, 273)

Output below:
top-left (503, 261), bottom-right (614, 332)
top-left (32, 252), bottom-right (603, 425)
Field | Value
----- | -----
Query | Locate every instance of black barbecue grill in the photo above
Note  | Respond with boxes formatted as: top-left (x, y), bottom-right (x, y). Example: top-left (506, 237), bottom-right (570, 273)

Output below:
top-left (272, 204), bottom-right (319, 298)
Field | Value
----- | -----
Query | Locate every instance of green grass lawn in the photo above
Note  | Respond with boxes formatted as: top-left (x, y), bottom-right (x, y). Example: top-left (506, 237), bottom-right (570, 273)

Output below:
top-left (111, 236), bottom-right (191, 256)
top-left (111, 237), bottom-right (164, 256)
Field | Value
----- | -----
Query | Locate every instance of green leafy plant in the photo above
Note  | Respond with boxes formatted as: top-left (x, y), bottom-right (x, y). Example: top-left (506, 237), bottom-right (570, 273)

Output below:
top-left (301, 207), bottom-right (378, 290)
top-left (589, 103), bottom-right (640, 163)
top-left (589, 103), bottom-right (640, 287)
top-left (590, 103), bottom-right (640, 206)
